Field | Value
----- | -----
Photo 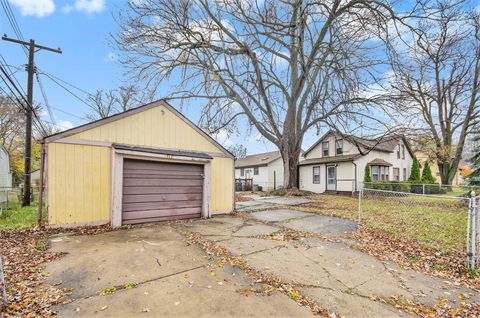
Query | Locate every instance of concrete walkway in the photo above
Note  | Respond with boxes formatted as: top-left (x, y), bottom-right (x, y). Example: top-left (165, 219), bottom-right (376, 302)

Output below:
top-left (235, 194), bottom-right (311, 211)
top-left (46, 209), bottom-right (480, 317)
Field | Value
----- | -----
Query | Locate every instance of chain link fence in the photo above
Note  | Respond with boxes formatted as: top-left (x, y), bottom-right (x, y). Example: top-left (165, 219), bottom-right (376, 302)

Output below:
top-left (0, 186), bottom-right (40, 211)
top-left (359, 184), bottom-right (480, 269)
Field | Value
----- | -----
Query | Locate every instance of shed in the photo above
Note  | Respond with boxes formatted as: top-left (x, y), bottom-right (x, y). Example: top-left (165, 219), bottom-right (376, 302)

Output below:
top-left (43, 100), bottom-right (234, 227)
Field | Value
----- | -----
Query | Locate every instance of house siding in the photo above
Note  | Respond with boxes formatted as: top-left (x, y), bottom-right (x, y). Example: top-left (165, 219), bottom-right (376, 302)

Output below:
top-left (47, 103), bottom-right (234, 226)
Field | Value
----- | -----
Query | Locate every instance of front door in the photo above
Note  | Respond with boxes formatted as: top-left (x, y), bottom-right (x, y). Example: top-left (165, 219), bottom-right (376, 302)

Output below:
top-left (326, 165), bottom-right (336, 191)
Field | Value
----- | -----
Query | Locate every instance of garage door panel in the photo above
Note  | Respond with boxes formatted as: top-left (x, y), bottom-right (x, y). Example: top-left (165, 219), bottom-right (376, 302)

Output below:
top-left (123, 178), bottom-right (203, 187)
top-left (122, 213), bottom-right (201, 225)
top-left (122, 207), bottom-right (202, 220)
top-left (122, 200), bottom-right (202, 212)
top-left (122, 186), bottom-right (203, 195)
top-left (122, 159), bottom-right (204, 224)
top-left (122, 193), bottom-right (203, 203)
top-left (124, 160), bottom-right (203, 172)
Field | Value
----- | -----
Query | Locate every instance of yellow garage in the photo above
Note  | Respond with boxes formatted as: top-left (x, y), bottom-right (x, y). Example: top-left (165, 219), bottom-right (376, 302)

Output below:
top-left (43, 100), bottom-right (234, 227)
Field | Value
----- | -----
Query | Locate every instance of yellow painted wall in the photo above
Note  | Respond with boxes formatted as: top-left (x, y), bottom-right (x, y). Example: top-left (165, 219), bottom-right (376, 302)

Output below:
top-left (47, 103), bottom-right (234, 225)
top-left (47, 142), bottom-right (110, 225)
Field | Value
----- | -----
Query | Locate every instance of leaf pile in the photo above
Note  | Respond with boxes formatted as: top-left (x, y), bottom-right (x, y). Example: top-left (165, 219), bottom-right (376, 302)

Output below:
top-left (0, 225), bottom-right (113, 317)
top-left (348, 226), bottom-right (480, 289)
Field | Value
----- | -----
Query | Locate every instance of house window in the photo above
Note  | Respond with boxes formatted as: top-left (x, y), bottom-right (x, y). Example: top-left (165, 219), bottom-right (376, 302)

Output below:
top-left (371, 165), bottom-right (379, 181)
top-left (371, 165), bottom-right (389, 181)
top-left (381, 166), bottom-right (389, 180)
top-left (322, 142), bottom-right (329, 157)
top-left (401, 145), bottom-right (405, 159)
top-left (313, 166), bottom-right (320, 184)
top-left (240, 168), bottom-right (244, 177)
top-left (393, 168), bottom-right (400, 181)
top-left (336, 139), bottom-right (343, 155)
top-left (397, 145), bottom-right (401, 159)
top-left (254, 167), bottom-right (259, 175)
top-left (403, 168), bottom-right (407, 181)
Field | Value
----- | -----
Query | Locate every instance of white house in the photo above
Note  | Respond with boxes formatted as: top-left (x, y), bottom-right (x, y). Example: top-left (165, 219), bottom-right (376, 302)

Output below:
top-left (235, 151), bottom-right (284, 190)
top-left (0, 146), bottom-right (12, 203)
top-left (299, 131), bottom-right (414, 193)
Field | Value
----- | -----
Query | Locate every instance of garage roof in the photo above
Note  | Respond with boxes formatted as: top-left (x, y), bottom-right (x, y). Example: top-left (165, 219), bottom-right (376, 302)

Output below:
top-left (43, 99), bottom-right (234, 159)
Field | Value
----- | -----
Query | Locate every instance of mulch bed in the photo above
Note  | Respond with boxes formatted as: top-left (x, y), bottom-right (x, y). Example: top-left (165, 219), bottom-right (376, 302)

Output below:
top-left (0, 225), bottom-right (113, 317)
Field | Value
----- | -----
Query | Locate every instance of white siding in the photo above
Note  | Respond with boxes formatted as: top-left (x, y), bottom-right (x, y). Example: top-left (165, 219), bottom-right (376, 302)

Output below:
top-left (235, 166), bottom-right (269, 189)
top-left (0, 147), bottom-right (12, 203)
top-left (299, 164), bottom-right (325, 193)
top-left (305, 133), bottom-right (359, 159)
top-left (267, 158), bottom-right (284, 189)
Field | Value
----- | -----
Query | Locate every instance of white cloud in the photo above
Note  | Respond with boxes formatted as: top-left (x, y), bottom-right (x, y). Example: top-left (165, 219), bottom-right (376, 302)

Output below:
top-left (10, 0), bottom-right (55, 17)
top-left (56, 120), bottom-right (74, 131)
top-left (103, 52), bottom-right (117, 62)
top-left (62, 0), bottom-right (105, 14)
top-left (213, 129), bottom-right (233, 147)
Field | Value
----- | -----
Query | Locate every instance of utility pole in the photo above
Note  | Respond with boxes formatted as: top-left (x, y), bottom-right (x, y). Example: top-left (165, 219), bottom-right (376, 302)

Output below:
top-left (2, 35), bottom-right (61, 206)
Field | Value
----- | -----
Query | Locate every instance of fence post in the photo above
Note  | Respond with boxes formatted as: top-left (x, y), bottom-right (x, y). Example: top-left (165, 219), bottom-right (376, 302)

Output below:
top-left (358, 187), bottom-right (363, 225)
top-left (422, 184), bottom-right (425, 195)
top-left (0, 256), bottom-right (6, 311)
top-left (470, 191), bottom-right (478, 269)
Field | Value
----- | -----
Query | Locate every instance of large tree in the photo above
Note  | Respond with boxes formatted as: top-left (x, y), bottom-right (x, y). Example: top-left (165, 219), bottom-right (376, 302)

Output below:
top-left (113, 0), bottom-right (404, 188)
top-left (387, 1), bottom-right (480, 185)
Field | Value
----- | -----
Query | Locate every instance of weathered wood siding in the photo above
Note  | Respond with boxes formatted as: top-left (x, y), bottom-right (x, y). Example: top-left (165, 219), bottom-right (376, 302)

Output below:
top-left (47, 104), bottom-right (233, 225)
top-left (47, 142), bottom-right (110, 225)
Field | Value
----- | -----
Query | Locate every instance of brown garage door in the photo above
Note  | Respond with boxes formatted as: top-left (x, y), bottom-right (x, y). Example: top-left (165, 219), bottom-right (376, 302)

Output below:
top-left (122, 159), bottom-right (203, 224)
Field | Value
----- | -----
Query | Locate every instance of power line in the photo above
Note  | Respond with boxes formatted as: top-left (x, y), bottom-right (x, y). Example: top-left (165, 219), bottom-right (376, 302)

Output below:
top-left (37, 68), bottom-right (93, 97)
top-left (0, 0), bottom-right (27, 56)
top-left (40, 71), bottom-right (94, 109)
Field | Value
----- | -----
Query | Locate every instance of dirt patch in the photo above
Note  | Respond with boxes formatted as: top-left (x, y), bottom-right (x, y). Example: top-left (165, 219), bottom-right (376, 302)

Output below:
top-left (235, 192), bottom-right (255, 202)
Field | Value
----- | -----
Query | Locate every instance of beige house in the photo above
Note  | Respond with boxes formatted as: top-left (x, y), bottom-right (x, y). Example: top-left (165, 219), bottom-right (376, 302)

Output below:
top-left (234, 151), bottom-right (284, 190)
top-left (43, 100), bottom-right (234, 227)
top-left (415, 151), bottom-right (468, 186)
top-left (299, 131), bottom-right (414, 193)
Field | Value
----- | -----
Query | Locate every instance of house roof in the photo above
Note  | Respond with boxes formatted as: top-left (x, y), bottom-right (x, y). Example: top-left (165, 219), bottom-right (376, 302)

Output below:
top-left (43, 99), bottom-right (234, 159)
top-left (299, 154), bottom-right (360, 166)
top-left (304, 130), bottom-right (414, 158)
top-left (369, 158), bottom-right (393, 166)
top-left (235, 151), bottom-right (281, 168)
top-left (112, 144), bottom-right (213, 159)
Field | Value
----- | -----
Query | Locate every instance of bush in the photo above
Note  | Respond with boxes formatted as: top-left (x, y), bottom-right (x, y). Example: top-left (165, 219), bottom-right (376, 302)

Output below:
top-left (364, 164), bottom-right (372, 183)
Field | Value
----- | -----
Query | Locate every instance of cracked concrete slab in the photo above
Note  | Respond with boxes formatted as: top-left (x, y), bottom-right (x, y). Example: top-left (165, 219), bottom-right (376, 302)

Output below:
top-left (220, 237), bottom-right (287, 256)
top-left (250, 209), bottom-right (315, 222)
top-left (259, 197), bottom-right (312, 205)
top-left (232, 224), bottom-right (279, 237)
top-left (48, 225), bottom-right (313, 318)
top-left (279, 215), bottom-right (357, 237)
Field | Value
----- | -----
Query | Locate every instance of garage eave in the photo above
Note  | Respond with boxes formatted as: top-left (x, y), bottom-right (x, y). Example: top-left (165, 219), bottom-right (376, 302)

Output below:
top-left (112, 144), bottom-right (213, 160)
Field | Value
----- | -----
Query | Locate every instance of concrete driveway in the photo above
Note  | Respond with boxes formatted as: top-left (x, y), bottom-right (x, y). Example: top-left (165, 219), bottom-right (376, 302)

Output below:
top-left (47, 210), bottom-right (480, 317)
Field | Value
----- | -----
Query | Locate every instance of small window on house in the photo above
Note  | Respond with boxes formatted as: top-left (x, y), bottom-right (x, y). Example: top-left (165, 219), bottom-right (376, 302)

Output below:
top-left (322, 142), bottom-right (329, 157)
top-left (254, 167), bottom-right (259, 175)
top-left (393, 168), bottom-right (400, 181)
top-left (240, 168), bottom-right (244, 177)
top-left (397, 145), bottom-right (401, 159)
top-left (381, 166), bottom-right (389, 180)
top-left (313, 166), bottom-right (320, 184)
top-left (371, 165), bottom-right (379, 181)
top-left (401, 145), bottom-right (405, 159)
top-left (336, 139), bottom-right (343, 155)
top-left (403, 168), bottom-right (407, 181)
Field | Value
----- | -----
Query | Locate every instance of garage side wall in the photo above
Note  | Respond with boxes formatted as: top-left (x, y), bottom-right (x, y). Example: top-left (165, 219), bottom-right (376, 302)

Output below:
top-left (47, 142), bottom-right (110, 225)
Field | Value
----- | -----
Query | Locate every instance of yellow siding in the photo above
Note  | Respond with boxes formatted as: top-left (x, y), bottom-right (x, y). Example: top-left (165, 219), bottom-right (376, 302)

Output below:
top-left (47, 104), bottom-right (233, 225)
top-left (47, 143), bottom-right (110, 225)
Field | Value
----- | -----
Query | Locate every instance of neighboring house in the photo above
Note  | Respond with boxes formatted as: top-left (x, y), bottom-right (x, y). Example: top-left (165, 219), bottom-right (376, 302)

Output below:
top-left (299, 131), bottom-right (414, 193)
top-left (0, 146), bottom-right (12, 203)
top-left (43, 100), bottom-right (234, 227)
top-left (415, 151), bottom-right (468, 186)
top-left (234, 151), bottom-right (283, 190)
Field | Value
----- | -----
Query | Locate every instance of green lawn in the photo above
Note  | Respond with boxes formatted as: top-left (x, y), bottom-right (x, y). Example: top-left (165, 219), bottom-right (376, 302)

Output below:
top-left (292, 194), bottom-right (468, 253)
top-left (0, 204), bottom-right (41, 231)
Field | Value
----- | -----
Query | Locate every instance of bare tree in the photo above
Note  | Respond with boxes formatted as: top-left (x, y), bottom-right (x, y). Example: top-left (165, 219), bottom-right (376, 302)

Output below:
top-left (228, 144), bottom-right (247, 159)
top-left (87, 89), bottom-right (118, 120)
top-left (387, 1), bottom-right (480, 185)
top-left (0, 95), bottom-right (24, 153)
top-left (114, 0), bottom-right (408, 188)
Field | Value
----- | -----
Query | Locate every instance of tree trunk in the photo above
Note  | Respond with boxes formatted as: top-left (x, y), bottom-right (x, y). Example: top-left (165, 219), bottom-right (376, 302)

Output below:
top-left (437, 162), bottom-right (457, 185)
top-left (281, 142), bottom-right (302, 189)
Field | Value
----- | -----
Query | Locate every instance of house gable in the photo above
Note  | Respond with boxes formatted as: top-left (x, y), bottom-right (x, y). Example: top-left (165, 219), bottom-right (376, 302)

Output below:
top-left (304, 131), bottom-right (360, 159)
top-left (45, 100), bottom-right (233, 158)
